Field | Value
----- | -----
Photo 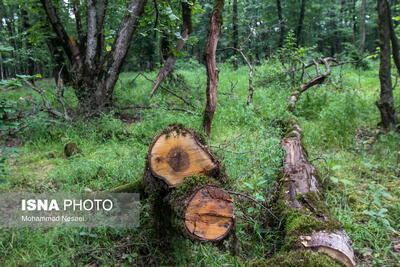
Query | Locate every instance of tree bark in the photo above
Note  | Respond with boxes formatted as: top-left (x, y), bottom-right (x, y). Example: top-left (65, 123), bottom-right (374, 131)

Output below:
top-left (232, 0), bottom-right (239, 69)
top-left (377, 0), bottom-right (398, 129)
top-left (40, 0), bottom-right (146, 112)
top-left (143, 125), bottom-right (233, 241)
top-left (352, 0), bottom-right (357, 45)
top-left (150, 1), bottom-right (194, 97)
top-left (295, 0), bottom-right (306, 46)
top-left (203, 0), bottom-right (224, 136)
top-left (386, 0), bottom-right (400, 74)
top-left (251, 58), bottom-right (356, 267)
top-left (276, 0), bottom-right (284, 48)
top-left (359, 0), bottom-right (367, 55)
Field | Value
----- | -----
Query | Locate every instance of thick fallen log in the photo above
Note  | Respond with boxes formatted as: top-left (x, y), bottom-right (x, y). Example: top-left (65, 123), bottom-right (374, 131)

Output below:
top-left (143, 125), bottom-right (233, 241)
top-left (251, 58), bottom-right (356, 267)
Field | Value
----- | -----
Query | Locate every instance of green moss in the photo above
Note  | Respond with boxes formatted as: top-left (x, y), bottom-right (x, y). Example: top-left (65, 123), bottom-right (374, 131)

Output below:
top-left (170, 175), bottom-right (220, 217)
top-left (213, 0), bottom-right (225, 18)
top-left (248, 250), bottom-right (341, 267)
top-left (104, 179), bottom-right (145, 196)
top-left (285, 209), bottom-right (341, 236)
top-left (297, 191), bottom-right (328, 215)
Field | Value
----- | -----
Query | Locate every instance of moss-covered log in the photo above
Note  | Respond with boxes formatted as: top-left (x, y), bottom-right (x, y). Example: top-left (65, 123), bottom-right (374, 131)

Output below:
top-left (143, 125), bottom-right (233, 242)
top-left (276, 119), bottom-right (356, 267)
top-left (252, 59), bottom-right (356, 267)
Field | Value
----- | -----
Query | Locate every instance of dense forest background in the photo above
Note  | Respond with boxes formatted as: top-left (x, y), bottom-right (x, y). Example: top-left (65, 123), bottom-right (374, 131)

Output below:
top-left (0, 0), bottom-right (399, 266)
top-left (0, 0), bottom-right (387, 78)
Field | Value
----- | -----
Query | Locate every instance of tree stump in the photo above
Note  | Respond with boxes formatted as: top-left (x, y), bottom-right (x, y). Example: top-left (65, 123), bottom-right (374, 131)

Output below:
top-left (143, 125), bottom-right (233, 242)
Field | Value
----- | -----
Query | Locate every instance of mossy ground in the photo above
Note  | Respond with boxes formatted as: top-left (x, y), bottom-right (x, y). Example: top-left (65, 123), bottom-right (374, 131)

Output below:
top-left (0, 59), bottom-right (399, 266)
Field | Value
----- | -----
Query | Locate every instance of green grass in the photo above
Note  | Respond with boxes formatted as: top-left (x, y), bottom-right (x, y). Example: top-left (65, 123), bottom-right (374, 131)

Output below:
top-left (0, 58), bottom-right (399, 266)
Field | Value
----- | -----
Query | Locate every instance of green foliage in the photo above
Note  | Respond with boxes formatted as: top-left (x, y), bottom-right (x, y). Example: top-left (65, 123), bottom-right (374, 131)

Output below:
top-left (0, 58), bottom-right (399, 265)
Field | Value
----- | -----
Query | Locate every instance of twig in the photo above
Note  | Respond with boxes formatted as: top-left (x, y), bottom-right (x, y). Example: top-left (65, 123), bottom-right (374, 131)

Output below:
top-left (56, 66), bottom-right (70, 120)
top-left (225, 190), bottom-right (278, 220)
top-left (120, 104), bottom-right (198, 115)
top-left (218, 46), bottom-right (254, 105)
top-left (23, 80), bottom-right (68, 119)
top-left (309, 156), bottom-right (330, 178)
top-left (139, 72), bottom-right (195, 109)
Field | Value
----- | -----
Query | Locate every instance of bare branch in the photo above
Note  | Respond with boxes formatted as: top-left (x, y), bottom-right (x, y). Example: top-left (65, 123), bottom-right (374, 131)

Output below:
top-left (139, 73), bottom-right (195, 108)
top-left (225, 190), bottom-right (278, 220)
top-left (24, 80), bottom-right (70, 120)
top-left (56, 66), bottom-right (70, 120)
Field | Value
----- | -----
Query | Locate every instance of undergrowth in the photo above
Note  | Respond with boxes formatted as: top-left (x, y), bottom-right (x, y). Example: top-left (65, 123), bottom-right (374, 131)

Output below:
top-left (0, 59), bottom-right (399, 266)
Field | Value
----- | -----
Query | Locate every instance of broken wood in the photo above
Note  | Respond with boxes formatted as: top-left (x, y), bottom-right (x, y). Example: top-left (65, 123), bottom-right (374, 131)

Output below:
top-left (203, 0), bottom-right (224, 136)
top-left (251, 57), bottom-right (356, 267)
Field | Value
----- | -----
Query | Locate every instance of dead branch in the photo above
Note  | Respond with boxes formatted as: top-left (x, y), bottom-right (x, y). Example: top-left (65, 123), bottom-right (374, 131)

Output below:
top-left (139, 72), bottom-right (195, 108)
top-left (225, 190), bottom-right (278, 220)
top-left (56, 66), bottom-right (70, 120)
top-left (121, 104), bottom-right (197, 115)
top-left (287, 57), bottom-right (337, 112)
top-left (23, 80), bottom-right (70, 120)
top-left (219, 47), bottom-right (254, 105)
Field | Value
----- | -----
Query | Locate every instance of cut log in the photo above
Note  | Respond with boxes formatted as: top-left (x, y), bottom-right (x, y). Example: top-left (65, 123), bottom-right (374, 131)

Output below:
top-left (184, 185), bottom-right (235, 241)
top-left (143, 125), bottom-right (233, 242)
top-left (251, 58), bottom-right (356, 267)
top-left (146, 125), bottom-right (226, 187)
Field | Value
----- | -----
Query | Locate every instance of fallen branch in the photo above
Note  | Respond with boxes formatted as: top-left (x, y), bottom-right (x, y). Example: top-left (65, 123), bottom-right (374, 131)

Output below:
top-left (23, 80), bottom-right (70, 120)
top-left (225, 190), bottom-right (278, 220)
top-left (139, 72), bottom-right (195, 109)
top-left (121, 104), bottom-right (197, 115)
top-left (256, 56), bottom-right (356, 267)
top-left (219, 47), bottom-right (254, 105)
top-left (287, 57), bottom-right (337, 112)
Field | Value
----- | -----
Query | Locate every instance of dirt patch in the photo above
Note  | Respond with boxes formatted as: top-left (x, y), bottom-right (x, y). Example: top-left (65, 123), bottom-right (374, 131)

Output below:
top-left (4, 137), bottom-right (23, 148)
top-left (119, 113), bottom-right (141, 124)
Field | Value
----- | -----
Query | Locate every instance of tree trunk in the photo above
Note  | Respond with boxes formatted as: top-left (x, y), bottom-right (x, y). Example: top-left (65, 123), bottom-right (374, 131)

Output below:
top-left (276, 0), bottom-right (284, 48)
top-left (386, 0), bottom-right (400, 74)
top-left (296, 0), bottom-right (306, 46)
top-left (40, 0), bottom-right (146, 112)
top-left (377, 0), bottom-right (398, 129)
top-left (251, 58), bottom-right (356, 267)
top-left (203, 0), bottom-right (224, 136)
top-left (149, 1), bottom-right (194, 97)
top-left (143, 125), bottom-right (233, 241)
top-left (359, 0), bottom-right (367, 55)
top-left (232, 0), bottom-right (239, 69)
top-left (352, 0), bottom-right (357, 45)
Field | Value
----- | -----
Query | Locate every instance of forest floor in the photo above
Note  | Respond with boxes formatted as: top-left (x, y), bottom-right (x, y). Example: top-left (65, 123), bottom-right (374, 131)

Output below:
top-left (0, 59), bottom-right (399, 266)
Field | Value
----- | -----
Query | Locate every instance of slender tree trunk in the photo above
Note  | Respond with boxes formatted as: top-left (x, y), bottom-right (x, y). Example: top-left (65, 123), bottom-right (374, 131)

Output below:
top-left (149, 1), bottom-right (194, 96)
top-left (232, 0), bottom-right (239, 69)
top-left (296, 0), bottom-right (306, 46)
top-left (352, 0), bottom-right (357, 45)
top-left (203, 0), bottom-right (225, 136)
top-left (359, 0), bottom-right (367, 55)
top-left (386, 0), bottom-right (400, 74)
top-left (276, 0), bottom-right (284, 48)
top-left (377, 0), bottom-right (398, 129)
top-left (0, 53), bottom-right (4, 80)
